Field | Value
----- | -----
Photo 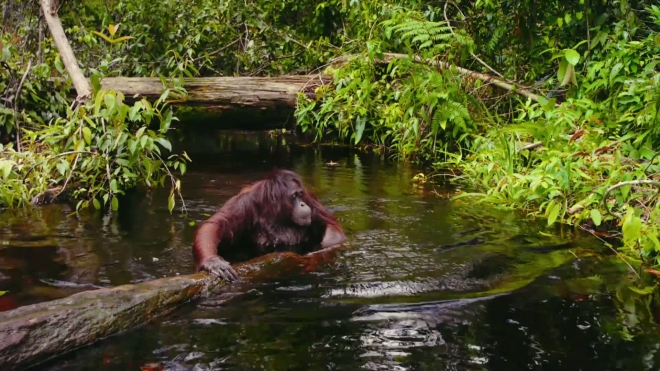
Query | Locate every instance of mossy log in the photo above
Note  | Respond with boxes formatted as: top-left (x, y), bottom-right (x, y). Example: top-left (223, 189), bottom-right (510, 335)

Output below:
top-left (79, 75), bottom-right (332, 128)
top-left (0, 251), bottom-right (322, 370)
top-left (98, 75), bottom-right (329, 107)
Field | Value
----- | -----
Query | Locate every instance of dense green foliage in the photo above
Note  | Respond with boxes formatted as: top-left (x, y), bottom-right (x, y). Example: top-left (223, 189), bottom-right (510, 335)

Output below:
top-left (296, 1), bottom-right (660, 270)
top-left (1, 2), bottom-right (190, 211)
top-left (1, 0), bottom-right (660, 270)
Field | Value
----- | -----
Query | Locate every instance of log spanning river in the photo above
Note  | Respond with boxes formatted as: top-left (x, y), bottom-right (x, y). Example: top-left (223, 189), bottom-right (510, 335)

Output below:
top-left (1, 130), bottom-right (659, 370)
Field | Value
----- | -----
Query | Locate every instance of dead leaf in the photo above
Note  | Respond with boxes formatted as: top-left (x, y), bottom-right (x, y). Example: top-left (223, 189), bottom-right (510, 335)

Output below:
top-left (594, 145), bottom-right (613, 155)
top-left (569, 129), bottom-right (586, 143)
top-left (570, 151), bottom-right (590, 158)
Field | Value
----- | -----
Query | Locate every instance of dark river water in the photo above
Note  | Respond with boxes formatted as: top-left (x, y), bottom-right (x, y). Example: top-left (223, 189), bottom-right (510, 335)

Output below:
top-left (2, 130), bottom-right (660, 370)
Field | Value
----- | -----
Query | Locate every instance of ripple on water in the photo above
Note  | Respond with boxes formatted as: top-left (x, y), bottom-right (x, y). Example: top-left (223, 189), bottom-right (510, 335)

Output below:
top-left (7, 133), bottom-right (659, 371)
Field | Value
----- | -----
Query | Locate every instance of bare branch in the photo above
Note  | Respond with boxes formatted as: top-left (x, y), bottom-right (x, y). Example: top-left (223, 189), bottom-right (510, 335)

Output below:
top-left (40, 0), bottom-right (91, 100)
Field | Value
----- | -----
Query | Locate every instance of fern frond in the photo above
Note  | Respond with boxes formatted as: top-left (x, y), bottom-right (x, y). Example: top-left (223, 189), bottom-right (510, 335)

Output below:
top-left (383, 15), bottom-right (461, 53)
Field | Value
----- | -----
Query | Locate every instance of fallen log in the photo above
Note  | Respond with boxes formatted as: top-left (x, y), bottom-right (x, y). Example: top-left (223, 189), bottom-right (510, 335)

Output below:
top-left (63, 75), bottom-right (331, 129)
top-left (98, 75), bottom-right (329, 108)
top-left (0, 249), bottom-right (336, 371)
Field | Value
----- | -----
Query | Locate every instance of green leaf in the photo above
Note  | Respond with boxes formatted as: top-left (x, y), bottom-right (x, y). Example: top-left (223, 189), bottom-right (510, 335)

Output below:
top-left (140, 135), bottom-right (149, 148)
top-left (560, 63), bottom-right (575, 86)
top-left (128, 139), bottom-right (138, 154)
top-left (154, 138), bottom-right (172, 152)
top-left (564, 49), bottom-right (580, 66)
top-left (160, 109), bottom-right (173, 132)
top-left (93, 198), bottom-right (101, 210)
top-left (90, 74), bottom-right (101, 92)
top-left (135, 126), bottom-right (146, 139)
top-left (111, 196), bottom-right (119, 211)
top-left (108, 36), bottom-right (134, 44)
top-left (128, 102), bottom-right (143, 121)
top-left (557, 59), bottom-right (568, 83)
top-left (104, 93), bottom-right (116, 114)
top-left (94, 90), bottom-right (105, 116)
top-left (354, 116), bottom-right (366, 145)
top-left (590, 209), bottom-right (602, 226)
top-left (110, 179), bottom-right (118, 193)
top-left (168, 193), bottom-right (175, 212)
top-left (82, 127), bottom-right (92, 145)
top-left (91, 30), bottom-right (113, 43)
top-left (628, 285), bottom-right (655, 295)
top-left (547, 202), bottom-right (561, 226)
top-left (622, 209), bottom-right (642, 244)
top-left (609, 62), bottom-right (623, 85)
top-left (0, 160), bottom-right (13, 179)
top-left (56, 160), bottom-right (69, 176)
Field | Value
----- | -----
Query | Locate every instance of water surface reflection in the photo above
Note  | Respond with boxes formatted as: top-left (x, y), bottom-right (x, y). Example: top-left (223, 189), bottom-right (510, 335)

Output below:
top-left (1, 130), bottom-right (658, 370)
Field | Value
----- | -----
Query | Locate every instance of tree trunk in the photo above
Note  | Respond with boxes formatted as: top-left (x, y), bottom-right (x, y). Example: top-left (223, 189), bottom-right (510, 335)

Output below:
top-left (40, 0), bottom-right (90, 100)
top-left (95, 75), bottom-right (330, 109)
top-left (0, 250), bottom-right (334, 370)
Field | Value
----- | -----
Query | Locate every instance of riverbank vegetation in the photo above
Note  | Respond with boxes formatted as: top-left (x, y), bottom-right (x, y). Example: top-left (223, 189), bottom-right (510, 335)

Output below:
top-left (297, 1), bottom-right (660, 272)
top-left (1, 1), bottom-right (660, 270)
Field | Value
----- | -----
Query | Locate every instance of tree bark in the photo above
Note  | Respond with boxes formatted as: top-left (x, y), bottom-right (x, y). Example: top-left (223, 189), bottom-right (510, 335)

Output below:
top-left (0, 250), bottom-right (335, 371)
top-left (94, 75), bottom-right (330, 109)
top-left (40, 0), bottom-right (91, 100)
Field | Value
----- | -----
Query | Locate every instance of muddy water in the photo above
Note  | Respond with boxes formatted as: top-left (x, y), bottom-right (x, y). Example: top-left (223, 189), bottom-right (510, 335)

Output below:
top-left (2, 131), bottom-right (660, 370)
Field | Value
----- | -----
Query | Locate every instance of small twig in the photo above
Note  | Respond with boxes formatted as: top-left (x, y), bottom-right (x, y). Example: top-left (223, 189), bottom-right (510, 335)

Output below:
top-left (518, 141), bottom-right (544, 153)
top-left (153, 152), bottom-right (188, 213)
top-left (99, 117), bottom-right (112, 183)
top-left (578, 225), bottom-right (640, 279)
top-left (602, 180), bottom-right (660, 218)
top-left (55, 152), bottom-right (81, 199)
top-left (365, 52), bottom-right (551, 105)
top-left (644, 151), bottom-right (660, 172)
top-left (22, 151), bottom-right (97, 183)
top-left (13, 59), bottom-right (32, 152)
top-left (635, 199), bottom-right (652, 223)
top-left (191, 39), bottom-right (240, 62)
top-left (38, 10), bottom-right (45, 64)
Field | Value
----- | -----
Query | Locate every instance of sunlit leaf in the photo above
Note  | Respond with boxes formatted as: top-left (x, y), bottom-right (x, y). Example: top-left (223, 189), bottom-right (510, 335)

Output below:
top-left (168, 193), bottom-right (175, 212)
top-left (108, 23), bottom-right (120, 36)
top-left (154, 138), bottom-right (172, 152)
top-left (354, 116), bottom-right (366, 144)
top-left (109, 36), bottom-right (134, 44)
top-left (590, 209), bottom-right (602, 226)
top-left (136, 127), bottom-right (146, 140)
top-left (564, 49), bottom-right (580, 66)
top-left (82, 127), bottom-right (92, 145)
top-left (91, 31), bottom-right (113, 43)
top-left (0, 160), bottom-right (13, 179)
top-left (547, 202), bottom-right (561, 226)
top-left (628, 285), bottom-right (655, 295)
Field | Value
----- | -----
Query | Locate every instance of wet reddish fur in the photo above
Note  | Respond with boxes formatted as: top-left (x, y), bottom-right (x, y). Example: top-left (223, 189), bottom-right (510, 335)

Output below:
top-left (193, 169), bottom-right (344, 268)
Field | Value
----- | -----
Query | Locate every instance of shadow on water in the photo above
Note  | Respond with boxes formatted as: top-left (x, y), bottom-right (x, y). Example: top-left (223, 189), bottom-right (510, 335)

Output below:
top-left (2, 129), bottom-right (660, 370)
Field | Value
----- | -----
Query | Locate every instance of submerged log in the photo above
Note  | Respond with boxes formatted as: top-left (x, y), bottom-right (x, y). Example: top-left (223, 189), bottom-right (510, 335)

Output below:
top-left (0, 250), bottom-right (334, 371)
